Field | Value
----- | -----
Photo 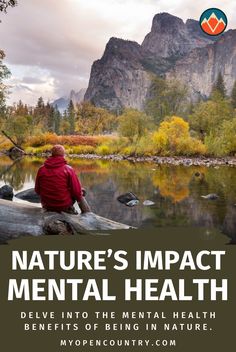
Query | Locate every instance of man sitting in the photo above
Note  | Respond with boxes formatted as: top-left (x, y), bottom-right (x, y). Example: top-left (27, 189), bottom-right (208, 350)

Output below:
top-left (35, 145), bottom-right (91, 214)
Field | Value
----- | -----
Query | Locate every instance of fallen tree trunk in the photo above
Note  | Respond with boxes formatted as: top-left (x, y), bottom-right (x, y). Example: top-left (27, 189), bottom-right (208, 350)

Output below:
top-left (0, 199), bottom-right (132, 242)
top-left (1, 130), bottom-right (24, 151)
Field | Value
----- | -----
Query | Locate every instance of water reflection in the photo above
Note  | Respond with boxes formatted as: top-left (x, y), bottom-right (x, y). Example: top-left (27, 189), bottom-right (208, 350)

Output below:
top-left (0, 156), bottom-right (236, 242)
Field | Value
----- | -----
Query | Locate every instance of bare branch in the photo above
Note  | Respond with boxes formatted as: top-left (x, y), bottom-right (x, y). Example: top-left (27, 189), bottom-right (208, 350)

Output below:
top-left (0, 0), bottom-right (17, 13)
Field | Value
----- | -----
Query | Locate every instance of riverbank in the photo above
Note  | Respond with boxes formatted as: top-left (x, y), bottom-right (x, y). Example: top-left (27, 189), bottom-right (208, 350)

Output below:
top-left (68, 154), bottom-right (236, 167)
top-left (6, 151), bottom-right (234, 167)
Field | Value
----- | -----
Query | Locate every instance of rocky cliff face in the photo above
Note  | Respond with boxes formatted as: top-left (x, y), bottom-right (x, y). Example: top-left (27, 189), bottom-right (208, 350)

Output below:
top-left (84, 38), bottom-right (152, 111)
top-left (85, 12), bottom-right (235, 111)
top-left (142, 13), bottom-right (215, 59)
top-left (71, 88), bottom-right (86, 105)
top-left (52, 88), bottom-right (86, 112)
top-left (168, 30), bottom-right (236, 98)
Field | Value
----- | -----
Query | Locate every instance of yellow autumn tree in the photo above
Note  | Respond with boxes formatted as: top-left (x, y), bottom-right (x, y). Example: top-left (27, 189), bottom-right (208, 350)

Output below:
top-left (152, 166), bottom-right (191, 203)
top-left (152, 116), bottom-right (206, 156)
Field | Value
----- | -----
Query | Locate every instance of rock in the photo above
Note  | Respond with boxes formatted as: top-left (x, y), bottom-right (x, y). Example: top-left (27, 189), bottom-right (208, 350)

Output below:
top-left (7, 146), bottom-right (25, 159)
top-left (126, 200), bottom-right (140, 207)
top-left (143, 200), bottom-right (155, 206)
top-left (201, 194), bottom-right (219, 200)
top-left (15, 188), bottom-right (40, 203)
top-left (117, 192), bottom-right (139, 206)
top-left (0, 185), bottom-right (14, 200)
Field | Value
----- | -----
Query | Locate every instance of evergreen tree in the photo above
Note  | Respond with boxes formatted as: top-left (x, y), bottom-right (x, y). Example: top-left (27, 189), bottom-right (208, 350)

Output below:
top-left (47, 104), bottom-right (61, 134)
top-left (60, 110), bottom-right (70, 135)
top-left (0, 50), bottom-right (10, 118)
top-left (145, 76), bottom-right (187, 124)
top-left (67, 99), bottom-right (76, 134)
top-left (211, 72), bottom-right (226, 98)
top-left (54, 107), bottom-right (61, 135)
top-left (33, 96), bottom-right (45, 125)
top-left (46, 103), bottom-right (55, 132)
top-left (15, 100), bottom-right (28, 115)
top-left (231, 81), bottom-right (236, 108)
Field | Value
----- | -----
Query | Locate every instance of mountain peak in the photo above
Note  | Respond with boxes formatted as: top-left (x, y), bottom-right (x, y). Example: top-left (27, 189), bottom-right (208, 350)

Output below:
top-left (85, 12), bottom-right (234, 112)
top-left (151, 12), bottom-right (184, 31)
top-left (52, 89), bottom-right (86, 112)
top-left (142, 12), bottom-right (215, 58)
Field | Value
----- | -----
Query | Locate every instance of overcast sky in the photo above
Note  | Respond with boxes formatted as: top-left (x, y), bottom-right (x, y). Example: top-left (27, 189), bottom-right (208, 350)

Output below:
top-left (0, 0), bottom-right (235, 105)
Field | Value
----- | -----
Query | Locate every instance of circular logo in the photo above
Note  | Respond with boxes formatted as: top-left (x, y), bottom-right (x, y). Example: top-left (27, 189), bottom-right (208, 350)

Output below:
top-left (200, 8), bottom-right (227, 36)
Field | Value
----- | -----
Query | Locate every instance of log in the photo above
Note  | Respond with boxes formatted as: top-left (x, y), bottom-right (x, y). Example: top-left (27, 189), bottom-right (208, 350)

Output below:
top-left (1, 130), bottom-right (24, 151)
top-left (0, 199), bottom-right (132, 242)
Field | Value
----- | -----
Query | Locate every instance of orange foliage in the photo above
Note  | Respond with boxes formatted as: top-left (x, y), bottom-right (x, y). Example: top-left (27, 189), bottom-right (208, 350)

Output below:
top-left (27, 133), bottom-right (115, 148)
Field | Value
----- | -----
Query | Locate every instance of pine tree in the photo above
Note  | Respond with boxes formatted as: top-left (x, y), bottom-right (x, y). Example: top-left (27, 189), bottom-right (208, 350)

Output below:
top-left (54, 108), bottom-right (61, 135)
top-left (211, 72), bottom-right (226, 98)
top-left (33, 97), bottom-right (45, 125)
top-left (231, 81), bottom-right (236, 108)
top-left (67, 99), bottom-right (76, 134)
top-left (15, 100), bottom-right (28, 115)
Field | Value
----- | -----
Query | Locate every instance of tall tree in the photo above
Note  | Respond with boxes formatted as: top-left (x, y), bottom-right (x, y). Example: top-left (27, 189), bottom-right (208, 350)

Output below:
top-left (145, 76), bottom-right (187, 124)
top-left (0, 50), bottom-right (10, 118)
top-left (211, 72), bottom-right (226, 98)
top-left (118, 108), bottom-right (153, 142)
top-left (67, 100), bottom-right (76, 134)
top-left (46, 103), bottom-right (61, 134)
top-left (231, 81), bottom-right (236, 109)
top-left (0, 1), bottom-right (17, 112)
top-left (77, 102), bottom-right (115, 135)
top-left (15, 100), bottom-right (28, 115)
top-left (54, 107), bottom-right (61, 135)
top-left (33, 96), bottom-right (45, 125)
top-left (60, 110), bottom-right (70, 135)
top-left (0, 0), bottom-right (17, 13)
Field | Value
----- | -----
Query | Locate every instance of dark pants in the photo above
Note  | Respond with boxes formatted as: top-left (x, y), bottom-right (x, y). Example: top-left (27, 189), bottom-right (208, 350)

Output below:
top-left (43, 205), bottom-right (78, 215)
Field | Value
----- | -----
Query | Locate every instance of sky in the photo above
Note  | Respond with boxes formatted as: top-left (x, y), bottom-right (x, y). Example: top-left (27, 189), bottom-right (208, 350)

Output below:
top-left (0, 0), bottom-right (235, 105)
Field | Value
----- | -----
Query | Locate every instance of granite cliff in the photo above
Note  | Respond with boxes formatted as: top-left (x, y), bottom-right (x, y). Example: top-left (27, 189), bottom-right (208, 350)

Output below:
top-left (168, 29), bottom-right (236, 98)
top-left (85, 12), bottom-right (234, 111)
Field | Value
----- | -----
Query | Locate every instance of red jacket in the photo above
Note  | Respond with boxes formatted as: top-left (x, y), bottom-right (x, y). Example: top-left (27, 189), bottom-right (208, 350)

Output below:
top-left (35, 156), bottom-right (82, 211)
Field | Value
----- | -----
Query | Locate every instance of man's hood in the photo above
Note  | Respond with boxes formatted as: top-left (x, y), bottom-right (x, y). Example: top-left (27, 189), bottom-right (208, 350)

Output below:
top-left (44, 156), bottom-right (67, 169)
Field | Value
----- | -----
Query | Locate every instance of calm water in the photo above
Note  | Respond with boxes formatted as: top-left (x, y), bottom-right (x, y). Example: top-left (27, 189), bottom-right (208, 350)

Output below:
top-left (0, 156), bottom-right (236, 242)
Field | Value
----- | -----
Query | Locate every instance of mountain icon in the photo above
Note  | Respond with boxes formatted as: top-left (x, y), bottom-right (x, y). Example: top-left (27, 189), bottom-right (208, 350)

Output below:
top-left (201, 11), bottom-right (227, 35)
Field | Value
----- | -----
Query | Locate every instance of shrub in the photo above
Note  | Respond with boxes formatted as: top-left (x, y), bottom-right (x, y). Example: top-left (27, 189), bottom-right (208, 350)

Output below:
top-left (122, 146), bottom-right (136, 156)
top-left (26, 144), bottom-right (53, 154)
top-left (65, 145), bottom-right (95, 154)
top-left (26, 134), bottom-right (115, 148)
top-left (205, 118), bottom-right (236, 156)
top-left (96, 144), bottom-right (111, 155)
top-left (152, 116), bottom-right (206, 156)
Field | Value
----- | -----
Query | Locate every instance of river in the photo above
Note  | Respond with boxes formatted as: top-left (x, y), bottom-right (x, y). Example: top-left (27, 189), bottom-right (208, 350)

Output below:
top-left (0, 156), bottom-right (236, 243)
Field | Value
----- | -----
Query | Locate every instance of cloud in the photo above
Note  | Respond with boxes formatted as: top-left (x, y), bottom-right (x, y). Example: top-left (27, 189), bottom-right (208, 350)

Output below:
top-left (0, 0), bottom-right (235, 104)
top-left (22, 77), bottom-right (46, 84)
